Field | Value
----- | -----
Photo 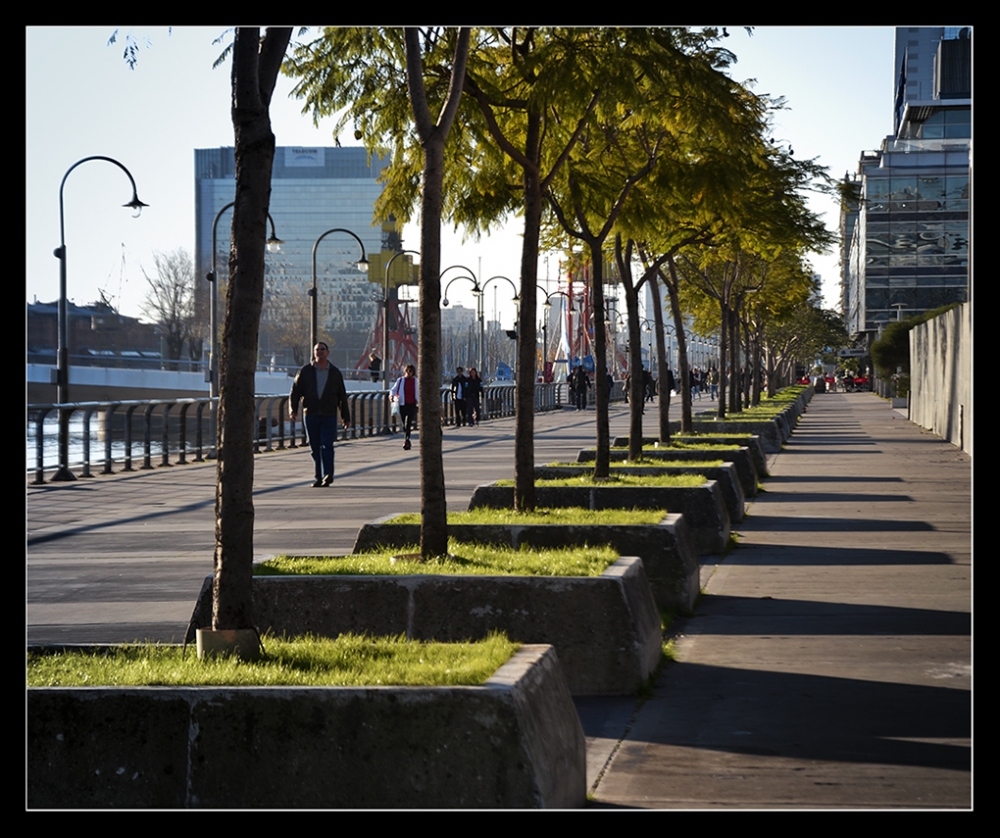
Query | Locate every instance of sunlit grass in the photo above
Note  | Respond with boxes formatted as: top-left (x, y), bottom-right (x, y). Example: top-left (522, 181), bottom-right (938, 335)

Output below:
top-left (256, 542), bottom-right (620, 578)
top-left (545, 460), bottom-right (724, 468)
top-left (519, 473), bottom-right (706, 488)
top-left (27, 633), bottom-right (519, 688)
top-left (387, 508), bottom-right (666, 526)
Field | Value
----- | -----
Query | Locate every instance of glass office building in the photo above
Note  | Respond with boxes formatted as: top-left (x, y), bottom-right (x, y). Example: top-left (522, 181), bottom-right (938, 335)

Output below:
top-left (843, 28), bottom-right (970, 339)
top-left (195, 146), bottom-right (391, 366)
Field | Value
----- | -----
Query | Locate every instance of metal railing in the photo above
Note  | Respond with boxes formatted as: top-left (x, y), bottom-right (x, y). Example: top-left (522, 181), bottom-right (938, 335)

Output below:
top-left (28, 382), bottom-right (565, 483)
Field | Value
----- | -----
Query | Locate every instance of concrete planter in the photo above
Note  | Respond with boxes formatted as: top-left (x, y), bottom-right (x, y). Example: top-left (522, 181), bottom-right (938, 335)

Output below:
top-left (28, 645), bottom-right (586, 809)
top-left (578, 445), bottom-right (759, 498)
top-left (688, 417), bottom-right (787, 453)
top-left (535, 464), bottom-right (745, 524)
top-left (189, 557), bottom-right (661, 696)
top-left (611, 434), bottom-right (768, 479)
top-left (354, 513), bottom-right (699, 612)
top-left (469, 482), bottom-right (731, 556)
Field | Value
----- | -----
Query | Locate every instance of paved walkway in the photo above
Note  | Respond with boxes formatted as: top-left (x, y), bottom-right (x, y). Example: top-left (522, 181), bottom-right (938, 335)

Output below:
top-left (27, 399), bottom-right (669, 644)
top-left (588, 392), bottom-right (971, 809)
top-left (26, 391), bottom-right (971, 808)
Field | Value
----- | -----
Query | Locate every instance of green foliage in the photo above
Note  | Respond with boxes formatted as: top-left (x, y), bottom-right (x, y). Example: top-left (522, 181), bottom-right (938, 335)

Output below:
top-left (256, 543), bottom-right (620, 578)
top-left (869, 303), bottom-right (961, 376)
top-left (27, 633), bottom-right (518, 688)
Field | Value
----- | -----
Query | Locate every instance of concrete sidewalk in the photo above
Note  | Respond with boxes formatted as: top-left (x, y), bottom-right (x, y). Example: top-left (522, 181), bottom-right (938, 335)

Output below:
top-left (27, 400), bottom-right (669, 644)
top-left (587, 392), bottom-right (971, 809)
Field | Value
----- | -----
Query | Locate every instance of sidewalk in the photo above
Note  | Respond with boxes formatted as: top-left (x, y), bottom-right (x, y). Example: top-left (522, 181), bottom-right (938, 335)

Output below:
top-left (586, 392), bottom-right (971, 809)
top-left (26, 401), bottom-right (657, 644)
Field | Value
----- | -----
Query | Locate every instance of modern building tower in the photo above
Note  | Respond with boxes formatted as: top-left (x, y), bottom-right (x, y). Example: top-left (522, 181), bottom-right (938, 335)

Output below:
top-left (843, 27), bottom-right (970, 341)
top-left (195, 146), bottom-right (410, 369)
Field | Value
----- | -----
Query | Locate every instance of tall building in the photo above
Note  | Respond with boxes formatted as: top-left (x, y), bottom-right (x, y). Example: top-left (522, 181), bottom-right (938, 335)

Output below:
top-left (843, 27), bottom-right (970, 341)
top-left (195, 146), bottom-right (405, 368)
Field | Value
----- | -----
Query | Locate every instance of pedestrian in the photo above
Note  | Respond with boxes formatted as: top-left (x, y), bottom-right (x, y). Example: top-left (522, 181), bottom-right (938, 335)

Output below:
top-left (709, 367), bottom-right (719, 400)
top-left (368, 352), bottom-right (382, 383)
top-left (288, 342), bottom-right (352, 487)
top-left (465, 367), bottom-right (483, 426)
top-left (451, 365), bottom-right (468, 427)
top-left (391, 364), bottom-right (419, 450)
top-left (570, 365), bottom-right (591, 410)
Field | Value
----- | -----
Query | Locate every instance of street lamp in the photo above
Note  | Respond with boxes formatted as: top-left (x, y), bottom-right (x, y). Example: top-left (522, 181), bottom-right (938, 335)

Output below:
top-left (441, 265), bottom-right (480, 369)
top-left (480, 275), bottom-right (519, 378)
top-left (381, 249), bottom-right (420, 390)
top-left (52, 155), bottom-right (147, 482)
top-left (311, 228), bottom-right (369, 350)
top-left (207, 202), bottom-right (281, 457)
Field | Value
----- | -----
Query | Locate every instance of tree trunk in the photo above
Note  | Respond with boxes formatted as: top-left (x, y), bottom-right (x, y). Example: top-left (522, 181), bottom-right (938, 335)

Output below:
top-left (623, 284), bottom-right (644, 461)
top-left (649, 273), bottom-right (672, 444)
top-left (404, 28), bottom-right (469, 559)
top-left (213, 27), bottom-right (291, 631)
top-left (663, 260), bottom-right (693, 432)
top-left (589, 246), bottom-right (611, 479)
top-left (513, 114), bottom-right (542, 512)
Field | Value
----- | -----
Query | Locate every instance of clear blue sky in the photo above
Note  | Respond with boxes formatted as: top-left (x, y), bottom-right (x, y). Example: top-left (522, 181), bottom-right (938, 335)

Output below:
top-left (26, 26), bottom-right (895, 322)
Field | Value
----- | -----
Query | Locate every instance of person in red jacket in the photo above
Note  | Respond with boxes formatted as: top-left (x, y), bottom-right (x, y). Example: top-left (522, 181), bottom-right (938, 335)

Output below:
top-left (391, 364), bottom-right (419, 450)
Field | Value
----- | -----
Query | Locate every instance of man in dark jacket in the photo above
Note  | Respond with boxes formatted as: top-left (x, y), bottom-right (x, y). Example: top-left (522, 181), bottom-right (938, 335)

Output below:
top-left (288, 342), bottom-right (352, 487)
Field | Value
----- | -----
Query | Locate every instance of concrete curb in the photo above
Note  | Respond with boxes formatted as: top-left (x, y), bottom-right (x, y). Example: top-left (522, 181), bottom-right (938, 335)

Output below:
top-left (534, 463), bottom-right (746, 524)
top-left (611, 434), bottom-right (768, 479)
top-left (28, 645), bottom-right (586, 809)
top-left (188, 558), bottom-right (662, 695)
top-left (469, 482), bottom-right (731, 556)
top-left (354, 514), bottom-right (700, 612)
top-left (578, 445), bottom-right (759, 498)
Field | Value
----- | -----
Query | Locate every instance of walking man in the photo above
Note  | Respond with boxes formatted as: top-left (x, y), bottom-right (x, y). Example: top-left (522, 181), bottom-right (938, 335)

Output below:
top-left (289, 342), bottom-right (352, 487)
top-left (451, 366), bottom-right (468, 427)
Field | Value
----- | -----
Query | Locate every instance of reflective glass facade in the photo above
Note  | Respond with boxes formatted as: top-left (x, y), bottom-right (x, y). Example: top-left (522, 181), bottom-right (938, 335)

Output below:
top-left (844, 28), bottom-right (970, 338)
top-left (194, 147), bottom-right (390, 361)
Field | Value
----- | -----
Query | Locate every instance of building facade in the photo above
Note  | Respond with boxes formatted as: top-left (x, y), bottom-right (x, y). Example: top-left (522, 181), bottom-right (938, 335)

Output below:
top-left (195, 146), bottom-right (397, 368)
top-left (843, 27), bottom-right (970, 340)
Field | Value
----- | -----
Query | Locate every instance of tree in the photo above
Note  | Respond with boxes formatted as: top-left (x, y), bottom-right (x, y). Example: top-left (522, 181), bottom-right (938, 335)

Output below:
top-left (404, 27), bottom-right (470, 558)
top-left (213, 26), bottom-right (292, 632)
top-left (285, 27), bottom-right (469, 557)
top-left (140, 248), bottom-right (194, 369)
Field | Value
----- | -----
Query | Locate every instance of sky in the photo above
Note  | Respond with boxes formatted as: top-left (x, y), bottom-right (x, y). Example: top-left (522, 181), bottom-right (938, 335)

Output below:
top-left (26, 26), bottom-right (896, 326)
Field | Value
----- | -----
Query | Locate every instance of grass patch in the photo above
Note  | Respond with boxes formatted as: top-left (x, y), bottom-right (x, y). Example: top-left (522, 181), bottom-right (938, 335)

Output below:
top-left (387, 507), bottom-right (666, 527)
top-left (256, 542), bottom-right (620, 578)
top-left (547, 459), bottom-right (724, 469)
top-left (639, 442), bottom-right (740, 451)
top-left (520, 473), bottom-right (706, 488)
top-left (27, 633), bottom-right (519, 688)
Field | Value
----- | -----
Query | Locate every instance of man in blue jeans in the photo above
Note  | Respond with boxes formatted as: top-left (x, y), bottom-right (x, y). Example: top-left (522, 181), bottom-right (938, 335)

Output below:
top-left (288, 342), bottom-right (352, 487)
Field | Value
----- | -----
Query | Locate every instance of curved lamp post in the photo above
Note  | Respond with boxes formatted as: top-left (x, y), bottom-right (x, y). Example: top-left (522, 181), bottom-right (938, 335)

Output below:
top-left (311, 228), bottom-right (369, 350)
top-left (480, 275), bottom-right (519, 378)
top-left (207, 201), bottom-right (281, 457)
top-left (381, 249), bottom-right (420, 390)
top-left (52, 156), bottom-right (147, 481)
top-left (441, 265), bottom-right (480, 370)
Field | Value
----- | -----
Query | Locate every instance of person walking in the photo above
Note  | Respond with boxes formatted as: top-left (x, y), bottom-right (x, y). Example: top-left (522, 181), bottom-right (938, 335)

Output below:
top-left (367, 352), bottom-right (382, 383)
top-left (289, 342), bottom-right (352, 487)
top-left (570, 364), bottom-right (591, 410)
top-left (450, 366), bottom-right (468, 427)
top-left (465, 367), bottom-right (483, 426)
top-left (391, 364), bottom-right (419, 450)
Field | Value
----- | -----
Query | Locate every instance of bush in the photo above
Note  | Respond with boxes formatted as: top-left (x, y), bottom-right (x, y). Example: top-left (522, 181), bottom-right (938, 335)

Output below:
top-left (870, 303), bottom-right (962, 377)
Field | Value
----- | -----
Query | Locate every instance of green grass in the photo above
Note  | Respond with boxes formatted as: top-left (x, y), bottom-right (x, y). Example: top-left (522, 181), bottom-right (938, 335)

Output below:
top-left (545, 460), bottom-right (724, 468)
top-left (386, 507), bottom-right (667, 526)
top-left (26, 633), bottom-right (519, 688)
top-left (632, 442), bottom-right (740, 451)
top-left (498, 474), bottom-right (706, 488)
top-left (256, 542), bottom-right (620, 578)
